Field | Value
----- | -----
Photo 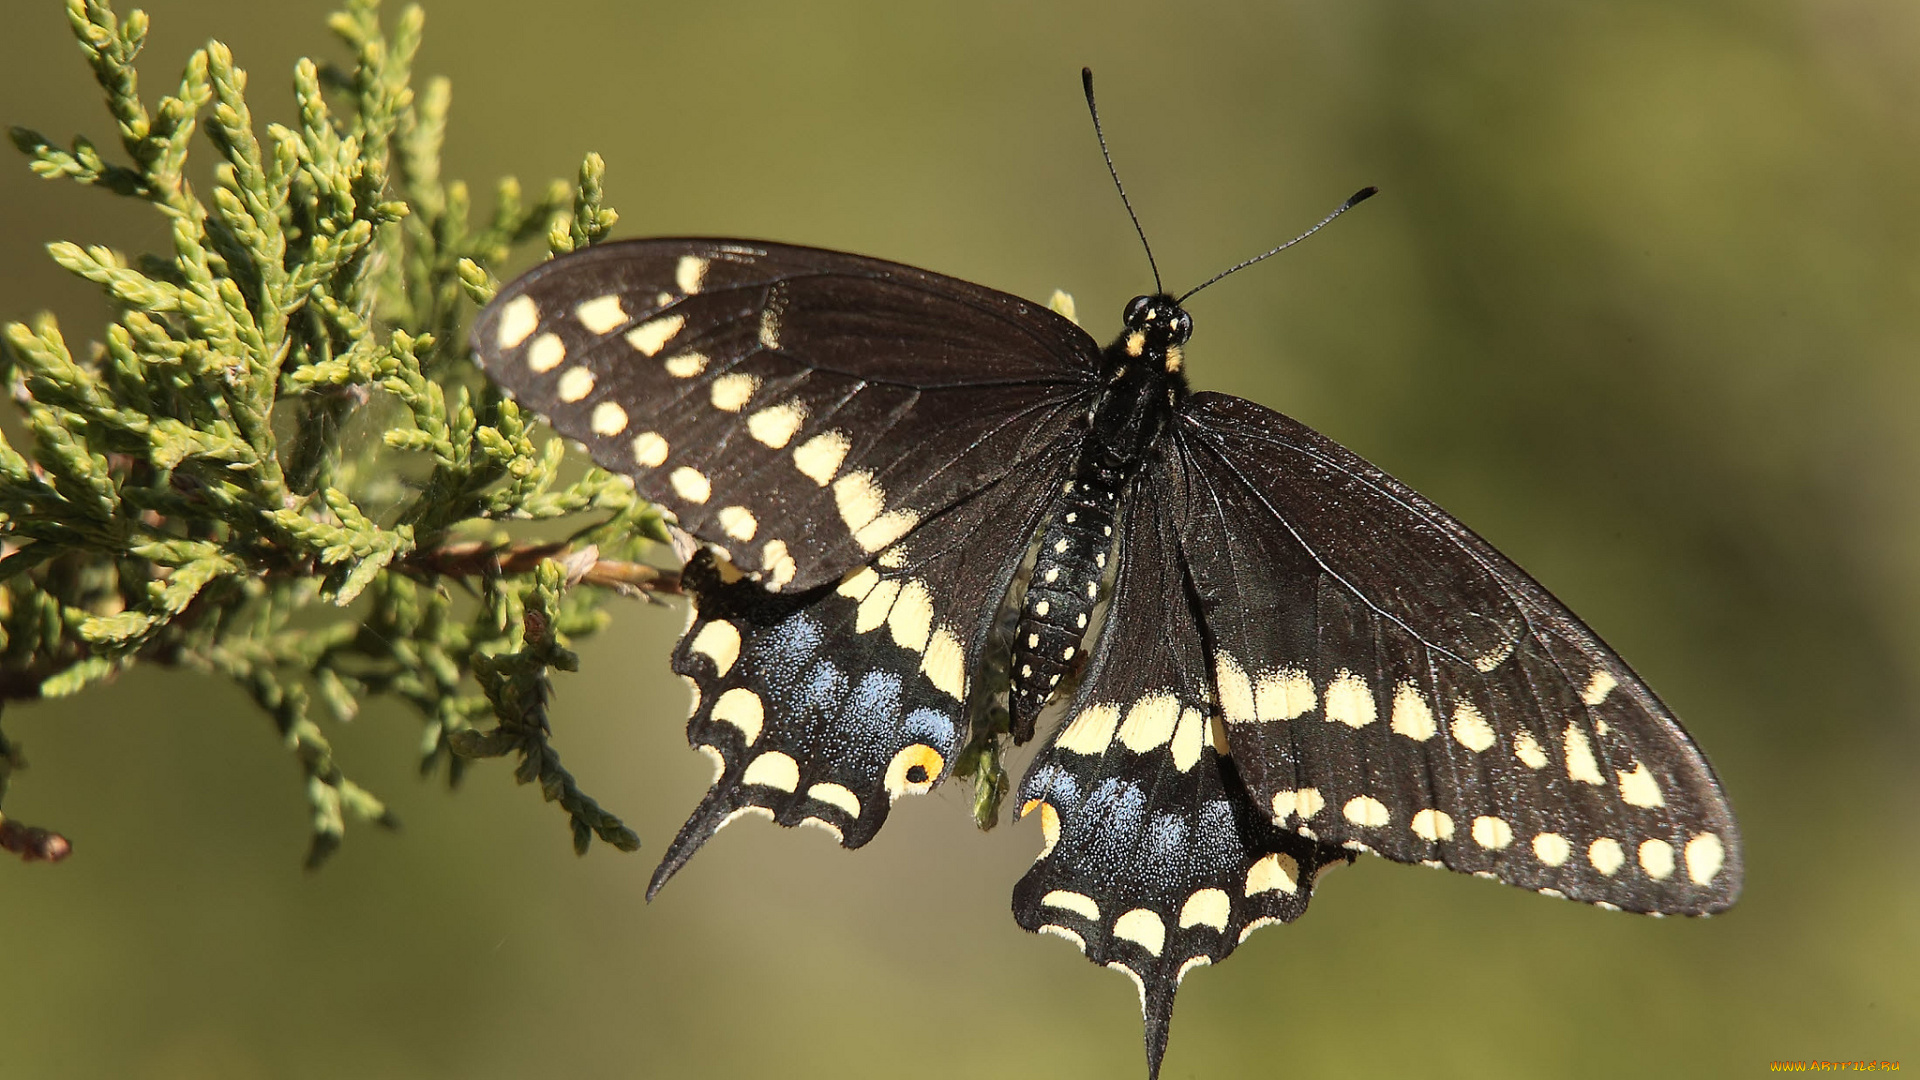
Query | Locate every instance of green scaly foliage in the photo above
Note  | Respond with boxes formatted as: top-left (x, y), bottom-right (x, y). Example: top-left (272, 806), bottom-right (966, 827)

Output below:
top-left (0, 0), bottom-right (674, 867)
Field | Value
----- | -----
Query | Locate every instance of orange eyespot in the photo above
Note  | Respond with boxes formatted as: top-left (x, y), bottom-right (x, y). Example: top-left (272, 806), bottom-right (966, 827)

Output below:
top-left (885, 744), bottom-right (945, 799)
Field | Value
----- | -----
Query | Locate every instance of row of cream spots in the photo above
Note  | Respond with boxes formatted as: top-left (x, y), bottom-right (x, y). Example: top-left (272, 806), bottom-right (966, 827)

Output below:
top-left (1050, 695), bottom-right (1223, 772)
top-left (1213, 653), bottom-right (1664, 807)
top-left (835, 567), bottom-right (966, 702)
top-left (1270, 784), bottom-right (1727, 885)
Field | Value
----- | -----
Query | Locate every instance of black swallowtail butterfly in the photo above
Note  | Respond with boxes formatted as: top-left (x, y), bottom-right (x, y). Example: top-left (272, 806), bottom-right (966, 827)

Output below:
top-left (469, 72), bottom-right (1740, 1079)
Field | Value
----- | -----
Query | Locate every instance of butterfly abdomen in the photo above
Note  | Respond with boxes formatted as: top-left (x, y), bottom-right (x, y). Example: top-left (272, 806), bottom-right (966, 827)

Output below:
top-left (1009, 465), bottom-right (1123, 742)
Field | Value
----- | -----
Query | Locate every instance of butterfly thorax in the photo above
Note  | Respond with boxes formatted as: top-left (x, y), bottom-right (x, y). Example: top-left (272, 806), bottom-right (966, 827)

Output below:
top-left (1007, 296), bottom-right (1192, 742)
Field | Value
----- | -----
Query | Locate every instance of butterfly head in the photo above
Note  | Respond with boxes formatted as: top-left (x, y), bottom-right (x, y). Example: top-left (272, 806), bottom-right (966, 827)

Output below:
top-left (1121, 295), bottom-right (1193, 375)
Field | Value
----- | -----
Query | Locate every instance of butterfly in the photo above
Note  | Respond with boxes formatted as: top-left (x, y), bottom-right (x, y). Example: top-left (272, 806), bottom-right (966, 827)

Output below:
top-left (467, 71), bottom-right (1740, 1079)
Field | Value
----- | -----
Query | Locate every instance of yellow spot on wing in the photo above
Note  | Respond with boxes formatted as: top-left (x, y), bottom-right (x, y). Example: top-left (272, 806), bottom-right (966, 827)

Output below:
top-left (1638, 838), bottom-right (1675, 879)
top-left (746, 400), bottom-right (808, 448)
top-left (1532, 832), bottom-right (1571, 866)
top-left (807, 782), bottom-right (861, 817)
top-left (1342, 796), bottom-right (1390, 827)
top-left (1449, 701), bottom-right (1495, 752)
top-left (1617, 760), bottom-right (1666, 808)
top-left (716, 505), bottom-right (758, 542)
top-left (760, 539), bottom-right (796, 590)
top-left (1255, 669), bottom-right (1316, 720)
top-left (1323, 670), bottom-right (1377, 728)
top-left (1271, 788), bottom-right (1324, 822)
top-left (921, 627), bottom-right (965, 700)
top-left (1117, 693), bottom-right (1180, 752)
top-left (1563, 723), bottom-right (1605, 785)
top-left (669, 466), bottom-right (711, 504)
top-left (1245, 853), bottom-right (1300, 895)
top-left (1178, 888), bottom-right (1230, 931)
top-left (630, 431), bottom-right (669, 468)
top-left (886, 580), bottom-right (934, 652)
top-left (1410, 808), bottom-right (1454, 841)
top-left (1112, 909), bottom-right (1165, 956)
top-left (1513, 729), bottom-right (1549, 769)
top-left (1169, 707), bottom-right (1205, 771)
top-left (1391, 681), bottom-right (1435, 740)
top-left (1041, 890), bottom-right (1100, 920)
top-left (495, 295), bottom-right (539, 349)
top-left (710, 372), bottom-right (759, 412)
top-left (742, 751), bottom-right (800, 792)
top-left (663, 350), bottom-right (708, 378)
top-left (556, 366), bottom-right (595, 402)
top-left (1215, 654), bottom-right (1255, 723)
top-left (688, 621), bottom-right (740, 676)
top-left (793, 430), bottom-right (851, 486)
top-left (1588, 837), bottom-right (1625, 876)
top-left (1685, 832), bottom-right (1724, 885)
top-left (1046, 289), bottom-right (1077, 324)
top-left (833, 471), bottom-right (885, 532)
top-left (854, 579), bottom-right (901, 634)
top-left (625, 314), bottom-right (685, 356)
top-left (527, 332), bottom-right (567, 374)
top-left (1057, 703), bottom-right (1122, 755)
top-left (1583, 669), bottom-right (1618, 705)
top-left (709, 687), bottom-right (764, 744)
top-left (1471, 815), bottom-right (1514, 849)
top-left (675, 254), bottom-right (709, 294)
top-left (590, 401), bottom-right (628, 436)
top-left (574, 294), bottom-right (627, 334)
top-left (836, 566), bottom-right (879, 601)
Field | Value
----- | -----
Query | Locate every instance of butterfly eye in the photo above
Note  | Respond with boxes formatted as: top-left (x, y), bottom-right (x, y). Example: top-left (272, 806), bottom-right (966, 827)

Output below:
top-left (1124, 295), bottom-right (1154, 326)
top-left (1169, 310), bottom-right (1193, 344)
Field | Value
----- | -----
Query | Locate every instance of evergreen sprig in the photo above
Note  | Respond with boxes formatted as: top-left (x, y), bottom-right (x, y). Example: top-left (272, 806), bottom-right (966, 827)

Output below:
top-left (0, 0), bottom-right (671, 866)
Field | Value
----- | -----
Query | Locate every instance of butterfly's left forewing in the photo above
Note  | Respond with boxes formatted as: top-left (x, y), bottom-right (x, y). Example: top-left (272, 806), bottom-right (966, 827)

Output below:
top-left (1170, 392), bottom-right (1741, 914)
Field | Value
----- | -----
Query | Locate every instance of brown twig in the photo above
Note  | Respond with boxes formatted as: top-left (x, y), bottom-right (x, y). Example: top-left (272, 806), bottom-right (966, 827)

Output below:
top-left (0, 814), bottom-right (71, 863)
top-left (399, 540), bottom-right (681, 595)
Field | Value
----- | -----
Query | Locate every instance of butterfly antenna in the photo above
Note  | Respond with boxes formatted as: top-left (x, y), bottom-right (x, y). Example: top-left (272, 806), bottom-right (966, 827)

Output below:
top-left (1083, 67), bottom-right (1162, 295)
top-left (1176, 186), bottom-right (1378, 304)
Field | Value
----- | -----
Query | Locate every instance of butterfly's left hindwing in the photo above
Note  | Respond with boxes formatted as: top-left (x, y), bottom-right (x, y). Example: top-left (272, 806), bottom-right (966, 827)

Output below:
top-left (471, 239), bottom-right (1100, 594)
top-left (651, 426), bottom-right (1084, 895)
top-left (1169, 392), bottom-right (1741, 914)
top-left (1014, 465), bottom-right (1349, 1075)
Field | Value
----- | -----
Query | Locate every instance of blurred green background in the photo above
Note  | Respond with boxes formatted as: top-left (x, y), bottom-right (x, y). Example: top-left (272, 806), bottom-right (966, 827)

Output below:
top-left (3, 0), bottom-right (1917, 1076)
